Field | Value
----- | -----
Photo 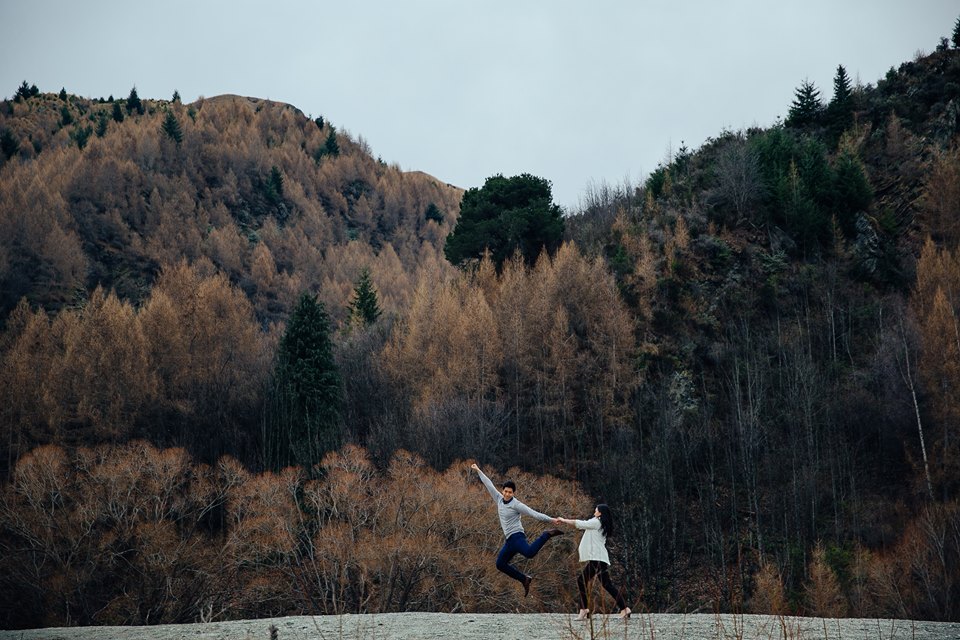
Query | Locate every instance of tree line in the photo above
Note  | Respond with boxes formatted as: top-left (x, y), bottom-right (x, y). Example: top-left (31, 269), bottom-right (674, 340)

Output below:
top-left (0, 442), bottom-right (588, 627)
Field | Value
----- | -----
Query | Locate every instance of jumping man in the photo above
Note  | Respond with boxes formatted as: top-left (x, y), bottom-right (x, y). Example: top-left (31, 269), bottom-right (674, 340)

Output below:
top-left (471, 463), bottom-right (564, 596)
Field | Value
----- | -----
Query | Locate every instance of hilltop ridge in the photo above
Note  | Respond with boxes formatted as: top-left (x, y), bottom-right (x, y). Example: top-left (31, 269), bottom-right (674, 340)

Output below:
top-left (0, 90), bottom-right (462, 323)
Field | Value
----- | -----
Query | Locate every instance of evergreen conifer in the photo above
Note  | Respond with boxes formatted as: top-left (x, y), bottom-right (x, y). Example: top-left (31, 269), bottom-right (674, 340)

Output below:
top-left (324, 130), bottom-right (340, 157)
top-left (265, 293), bottom-right (342, 470)
top-left (786, 80), bottom-right (823, 129)
top-left (72, 125), bottom-right (92, 150)
top-left (425, 202), bottom-right (444, 224)
top-left (445, 173), bottom-right (564, 269)
top-left (126, 86), bottom-right (143, 115)
top-left (0, 128), bottom-right (19, 160)
top-left (831, 150), bottom-right (873, 237)
top-left (265, 166), bottom-right (284, 204)
top-left (348, 268), bottom-right (382, 326)
top-left (827, 65), bottom-right (854, 146)
top-left (95, 112), bottom-right (109, 138)
top-left (112, 101), bottom-right (124, 123)
top-left (161, 110), bottom-right (183, 145)
top-left (15, 81), bottom-right (31, 101)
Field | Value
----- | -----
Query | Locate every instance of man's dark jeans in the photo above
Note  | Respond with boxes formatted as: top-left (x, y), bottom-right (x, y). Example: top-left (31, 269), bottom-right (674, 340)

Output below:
top-left (495, 531), bottom-right (551, 582)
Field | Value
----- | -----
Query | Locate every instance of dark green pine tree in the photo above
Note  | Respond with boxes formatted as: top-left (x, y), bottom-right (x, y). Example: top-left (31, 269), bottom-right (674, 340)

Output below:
top-left (126, 86), bottom-right (143, 115)
top-left (826, 65), bottom-right (854, 145)
top-left (785, 80), bottom-right (823, 129)
top-left (324, 129), bottom-right (340, 157)
top-left (95, 112), bottom-right (109, 138)
top-left (444, 173), bottom-right (565, 269)
top-left (1, 128), bottom-right (19, 160)
top-left (265, 165), bottom-right (284, 204)
top-left (953, 15), bottom-right (960, 49)
top-left (172, 89), bottom-right (181, 103)
top-left (58, 87), bottom-right (67, 100)
top-left (161, 110), bottom-right (183, 145)
top-left (72, 125), bottom-right (92, 150)
top-left (348, 267), bottom-right (382, 326)
top-left (424, 202), bottom-right (444, 223)
top-left (112, 101), bottom-right (124, 123)
top-left (830, 150), bottom-right (873, 238)
top-left (265, 293), bottom-right (343, 471)
top-left (15, 81), bottom-right (31, 101)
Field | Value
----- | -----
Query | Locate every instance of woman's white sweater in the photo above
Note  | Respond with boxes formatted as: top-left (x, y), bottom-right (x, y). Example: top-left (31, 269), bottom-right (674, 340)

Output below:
top-left (575, 517), bottom-right (610, 564)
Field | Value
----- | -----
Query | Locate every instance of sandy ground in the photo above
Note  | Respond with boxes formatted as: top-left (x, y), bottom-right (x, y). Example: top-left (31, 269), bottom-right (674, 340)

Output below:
top-left (3, 613), bottom-right (960, 640)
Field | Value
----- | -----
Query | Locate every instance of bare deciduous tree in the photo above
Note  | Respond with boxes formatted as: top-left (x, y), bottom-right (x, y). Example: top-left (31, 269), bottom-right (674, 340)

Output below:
top-left (714, 137), bottom-right (763, 225)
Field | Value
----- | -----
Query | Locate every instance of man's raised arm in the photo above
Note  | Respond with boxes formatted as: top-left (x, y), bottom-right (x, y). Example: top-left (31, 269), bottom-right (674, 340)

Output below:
top-left (471, 463), bottom-right (502, 503)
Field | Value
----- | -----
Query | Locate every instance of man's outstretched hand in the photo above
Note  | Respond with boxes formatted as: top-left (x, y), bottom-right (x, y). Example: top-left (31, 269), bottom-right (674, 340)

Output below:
top-left (470, 463), bottom-right (480, 472)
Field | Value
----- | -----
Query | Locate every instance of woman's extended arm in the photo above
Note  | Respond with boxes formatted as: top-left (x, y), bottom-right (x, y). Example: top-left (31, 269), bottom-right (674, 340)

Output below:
top-left (557, 516), bottom-right (601, 530)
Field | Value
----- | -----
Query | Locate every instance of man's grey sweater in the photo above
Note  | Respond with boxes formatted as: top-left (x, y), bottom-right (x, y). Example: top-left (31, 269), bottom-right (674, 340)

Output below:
top-left (477, 468), bottom-right (553, 538)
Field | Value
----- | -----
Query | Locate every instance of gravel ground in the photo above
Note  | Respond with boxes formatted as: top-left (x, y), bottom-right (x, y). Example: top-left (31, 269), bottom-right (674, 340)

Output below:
top-left (3, 613), bottom-right (959, 640)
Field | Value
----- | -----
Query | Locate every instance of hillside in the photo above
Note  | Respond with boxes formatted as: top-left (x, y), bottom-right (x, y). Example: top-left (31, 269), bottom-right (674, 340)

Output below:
top-left (1, 44), bottom-right (960, 629)
top-left (0, 90), bottom-right (463, 324)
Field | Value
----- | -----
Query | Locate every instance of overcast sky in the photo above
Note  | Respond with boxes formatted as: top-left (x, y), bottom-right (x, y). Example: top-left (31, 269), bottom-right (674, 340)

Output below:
top-left (2, 1), bottom-right (957, 210)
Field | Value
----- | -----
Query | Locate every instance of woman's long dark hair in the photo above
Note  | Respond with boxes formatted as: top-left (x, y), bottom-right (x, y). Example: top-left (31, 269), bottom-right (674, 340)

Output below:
top-left (596, 504), bottom-right (614, 538)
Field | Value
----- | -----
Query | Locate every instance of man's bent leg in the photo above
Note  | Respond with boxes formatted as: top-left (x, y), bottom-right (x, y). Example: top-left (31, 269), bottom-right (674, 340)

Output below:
top-left (495, 534), bottom-right (528, 583)
top-left (519, 531), bottom-right (553, 558)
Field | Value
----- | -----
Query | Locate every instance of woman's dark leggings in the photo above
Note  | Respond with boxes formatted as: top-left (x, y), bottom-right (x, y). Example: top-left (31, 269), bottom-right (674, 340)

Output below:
top-left (577, 560), bottom-right (627, 611)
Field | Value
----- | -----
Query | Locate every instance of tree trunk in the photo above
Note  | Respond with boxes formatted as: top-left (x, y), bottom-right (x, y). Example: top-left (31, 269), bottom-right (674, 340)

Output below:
top-left (900, 315), bottom-right (935, 500)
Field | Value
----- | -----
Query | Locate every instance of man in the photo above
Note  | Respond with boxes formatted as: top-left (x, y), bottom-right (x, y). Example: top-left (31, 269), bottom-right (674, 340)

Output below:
top-left (471, 463), bottom-right (564, 596)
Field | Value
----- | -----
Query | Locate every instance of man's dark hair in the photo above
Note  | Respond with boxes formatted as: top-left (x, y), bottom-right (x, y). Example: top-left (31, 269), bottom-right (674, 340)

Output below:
top-left (502, 480), bottom-right (516, 491)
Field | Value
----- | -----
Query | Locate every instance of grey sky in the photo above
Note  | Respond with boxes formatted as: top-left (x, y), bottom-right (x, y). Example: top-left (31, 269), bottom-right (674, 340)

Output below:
top-left (2, 1), bottom-right (957, 210)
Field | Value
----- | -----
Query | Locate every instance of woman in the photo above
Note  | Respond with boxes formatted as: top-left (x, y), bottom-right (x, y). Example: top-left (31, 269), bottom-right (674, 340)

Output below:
top-left (556, 504), bottom-right (631, 620)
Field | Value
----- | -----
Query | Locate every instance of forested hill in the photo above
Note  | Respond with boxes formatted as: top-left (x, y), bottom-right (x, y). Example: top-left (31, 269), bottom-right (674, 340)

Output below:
top-left (2, 40), bottom-right (960, 629)
top-left (556, 44), bottom-right (960, 616)
top-left (0, 89), bottom-right (462, 324)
